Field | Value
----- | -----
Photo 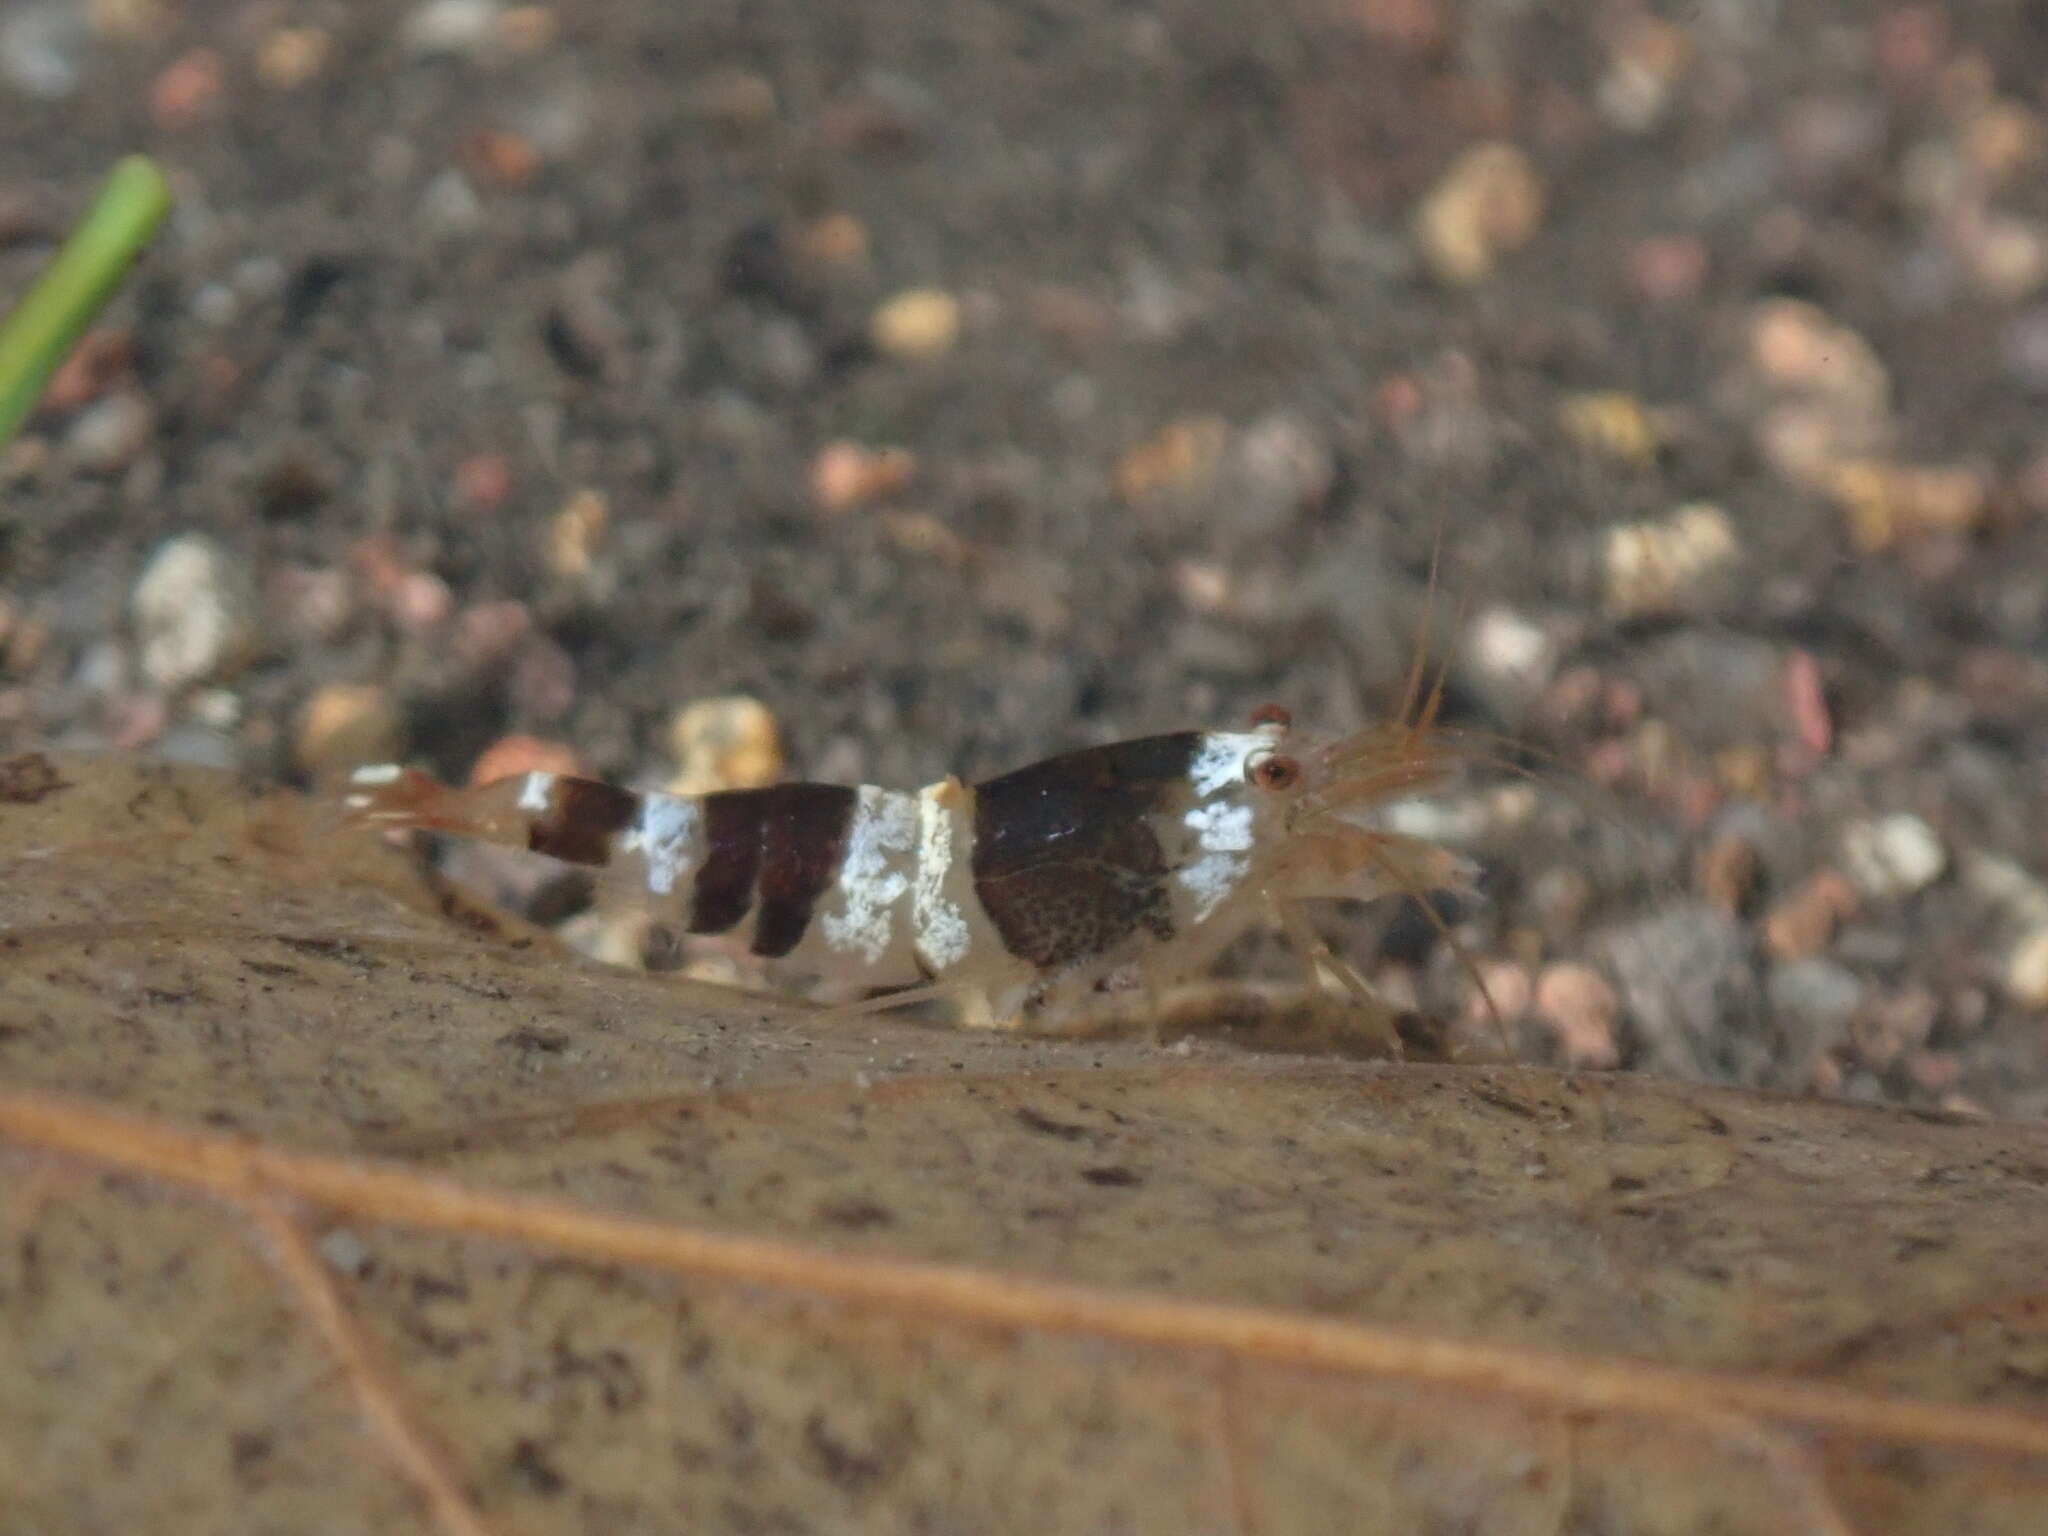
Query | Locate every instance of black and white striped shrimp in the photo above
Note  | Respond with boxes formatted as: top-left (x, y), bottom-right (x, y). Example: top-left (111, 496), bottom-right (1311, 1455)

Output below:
top-left (340, 688), bottom-right (1484, 1036)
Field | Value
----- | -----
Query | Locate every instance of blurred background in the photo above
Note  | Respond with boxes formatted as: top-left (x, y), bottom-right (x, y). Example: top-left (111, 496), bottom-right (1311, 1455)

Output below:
top-left (5, 0), bottom-right (2048, 1111)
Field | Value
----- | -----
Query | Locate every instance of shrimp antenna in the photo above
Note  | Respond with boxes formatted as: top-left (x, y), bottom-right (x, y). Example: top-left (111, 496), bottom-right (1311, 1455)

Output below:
top-left (1394, 522), bottom-right (1446, 737)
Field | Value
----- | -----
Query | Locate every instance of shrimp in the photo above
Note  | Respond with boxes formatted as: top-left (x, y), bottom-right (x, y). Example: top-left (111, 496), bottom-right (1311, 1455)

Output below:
top-left (335, 684), bottom-right (1490, 1048)
top-left (339, 678), bottom-right (1484, 1038)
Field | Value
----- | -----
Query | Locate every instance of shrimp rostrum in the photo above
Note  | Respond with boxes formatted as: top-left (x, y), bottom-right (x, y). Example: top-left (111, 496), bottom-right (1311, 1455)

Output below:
top-left (342, 699), bottom-right (1479, 1037)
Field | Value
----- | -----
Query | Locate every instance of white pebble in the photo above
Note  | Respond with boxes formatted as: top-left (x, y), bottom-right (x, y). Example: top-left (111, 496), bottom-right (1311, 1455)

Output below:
top-left (1603, 502), bottom-right (1739, 619)
top-left (2007, 928), bottom-right (2048, 1009)
top-left (1467, 605), bottom-right (1557, 694)
top-left (1839, 813), bottom-right (1947, 899)
top-left (402, 0), bottom-right (500, 54)
top-left (66, 391), bottom-right (154, 472)
top-left (131, 534), bottom-right (259, 691)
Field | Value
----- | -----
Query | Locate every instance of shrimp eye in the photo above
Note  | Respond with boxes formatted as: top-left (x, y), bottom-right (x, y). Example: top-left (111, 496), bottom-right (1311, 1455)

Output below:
top-left (1249, 702), bottom-right (1292, 729)
top-left (1246, 751), bottom-right (1301, 792)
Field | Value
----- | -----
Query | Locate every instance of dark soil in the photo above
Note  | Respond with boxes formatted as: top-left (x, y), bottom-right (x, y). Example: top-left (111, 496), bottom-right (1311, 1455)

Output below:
top-left (8, 0), bottom-right (2048, 1113)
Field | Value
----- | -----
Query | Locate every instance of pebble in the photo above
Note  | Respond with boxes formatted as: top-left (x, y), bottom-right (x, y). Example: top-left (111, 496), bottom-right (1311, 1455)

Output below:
top-left (1898, 137), bottom-right (1967, 218)
top-left (42, 329), bottom-right (131, 412)
top-left (187, 687), bottom-right (240, 731)
top-left (1780, 648), bottom-right (1833, 762)
top-left (1468, 959), bottom-right (1533, 1028)
top-left (256, 26), bottom-right (331, 89)
top-left (1962, 100), bottom-right (2042, 184)
top-left (1602, 502), bottom-right (1739, 619)
top-left (66, 390), bottom-right (154, 472)
top-left (500, 6), bottom-right (556, 51)
top-left (0, 4), bottom-right (85, 100)
top-left (1465, 605), bottom-right (1558, 704)
top-left (1747, 301), bottom-right (1892, 485)
top-left (1762, 869), bottom-right (1859, 960)
top-left (131, 534), bottom-right (259, 691)
top-left (1171, 560), bottom-right (1232, 616)
top-left (878, 510), bottom-right (971, 568)
top-left (1698, 832), bottom-right (1762, 915)
top-left (1748, 300), bottom-right (1890, 416)
top-left (668, 696), bottom-right (783, 795)
top-left (403, 0), bottom-right (501, 55)
top-left (1596, 902), bottom-right (1761, 1083)
top-left (1412, 142), bottom-right (1545, 286)
top-left (1962, 851), bottom-right (2048, 933)
top-left (1532, 963), bottom-right (1622, 1069)
top-left (1630, 235), bottom-right (1708, 303)
top-left (1115, 416), bottom-right (1228, 505)
top-left (150, 47), bottom-right (221, 129)
top-left (1755, 402), bottom-right (1884, 490)
top-left (811, 441), bottom-right (916, 513)
top-left (798, 213), bottom-right (870, 267)
top-left (545, 488), bottom-right (608, 579)
top-left (1228, 412), bottom-right (1336, 535)
top-left (1826, 459), bottom-right (1989, 555)
top-left (1031, 287), bottom-right (1112, 347)
top-left (1528, 866), bottom-right (1593, 943)
top-left (467, 129), bottom-right (539, 189)
top-left (352, 537), bottom-right (453, 634)
top-left (687, 68), bottom-right (778, 125)
top-left (869, 288), bottom-right (961, 361)
top-left (1839, 813), bottom-right (1947, 899)
top-left (1713, 744), bottom-right (1772, 798)
top-left (266, 565), bottom-right (354, 644)
top-left (454, 452), bottom-right (512, 511)
top-left (1766, 957), bottom-right (1864, 1053)
top-left (1595, 13), bottom-right (1689, 133)
top-left (453, 600), bottom-right (532, 667)
top-left (507, 636), bottom-right (575, 722)
top-left (418, 169), bottom-right (484, 235)
top-left (1114, 413), bottom-right (1332, 539)
top-left (1875, 5), bottom-right (1947, 98)
top-left (294, 684), bottom-right (403, 774)
top-left (2005, 928), bottom-right (2048, 1008)
top-left (1558, 391), bottom-right (1663, 467)
top-left (468, 734), bottom-right (581, 788)
top-left (1855, 986), bottom-right (1939, 1068)
top-left (1964, 216), bottom-right (2048, 302)
top-left (4, 610), bottom-right (49, 676)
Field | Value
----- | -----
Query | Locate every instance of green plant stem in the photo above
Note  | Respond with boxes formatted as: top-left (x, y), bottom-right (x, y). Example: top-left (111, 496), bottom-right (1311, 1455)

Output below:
top-left (0, 156), bottom-right (172, 450)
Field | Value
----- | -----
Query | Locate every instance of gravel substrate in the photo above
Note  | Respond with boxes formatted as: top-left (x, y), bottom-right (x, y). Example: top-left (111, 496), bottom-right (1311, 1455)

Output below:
top-left (8, 0), bottom-right (2048, 1113)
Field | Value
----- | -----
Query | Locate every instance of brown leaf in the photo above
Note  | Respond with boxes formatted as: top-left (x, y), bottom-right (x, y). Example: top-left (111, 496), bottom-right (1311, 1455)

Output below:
top-left (6, 752), bottom-right (2048, 1532)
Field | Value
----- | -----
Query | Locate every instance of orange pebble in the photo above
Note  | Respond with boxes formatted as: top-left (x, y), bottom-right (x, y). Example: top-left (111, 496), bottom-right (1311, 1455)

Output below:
top-left (811, 441), bottom-right (915, 513)
top-left (152, 48), bottom-right (222, 129)
top-left (469, 734), bottom-right (583, 789)
top-left (455, 452), bottom-right (514, 511)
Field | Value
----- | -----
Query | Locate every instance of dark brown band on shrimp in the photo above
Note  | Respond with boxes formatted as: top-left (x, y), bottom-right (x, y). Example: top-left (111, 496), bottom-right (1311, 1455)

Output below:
top-left (751, 783), bottom-right (858, 957)
top-left (527, 777), bottom-right (638, 865)
top-left (969, 733), bottom-right (1197, 967)
top-left (688, 783), bottom-right (858, 952)
top-left (690, 792), bottom-right (763, 935)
